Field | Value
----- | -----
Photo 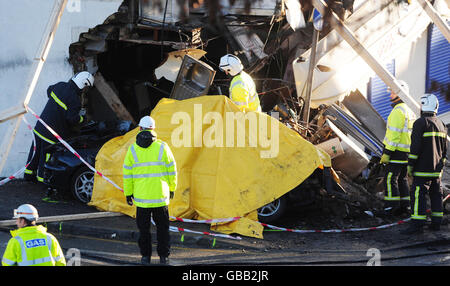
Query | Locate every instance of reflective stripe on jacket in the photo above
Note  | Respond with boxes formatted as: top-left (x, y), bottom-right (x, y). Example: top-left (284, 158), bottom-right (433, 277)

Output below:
top-left (383, 102), bottom-right (415, 153)
top-left (123, 139), bottom-right (177, 208)
top-left (229, 71), bottom-right (261, 112)
top-left (2, 225), bottom-right (66, 266)
top-left (408, 113), bottom-right (448, 178)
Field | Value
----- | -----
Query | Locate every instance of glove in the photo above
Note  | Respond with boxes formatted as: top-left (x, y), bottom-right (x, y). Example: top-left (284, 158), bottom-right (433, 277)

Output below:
top-left (170, 192), bottom-right (174, 200)
top-left (380, 154), bottom-right (390, 164)
top-left (407, 166), bottom-right (413, 177)
top-left (126, 195), bottom-right (134, 206)
top-left (79, 108), bottom-right (86, 117)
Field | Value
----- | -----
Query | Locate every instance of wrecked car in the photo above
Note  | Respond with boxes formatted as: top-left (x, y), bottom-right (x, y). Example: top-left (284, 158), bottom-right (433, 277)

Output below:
top-left (43, 120), bottom-right (133, 203)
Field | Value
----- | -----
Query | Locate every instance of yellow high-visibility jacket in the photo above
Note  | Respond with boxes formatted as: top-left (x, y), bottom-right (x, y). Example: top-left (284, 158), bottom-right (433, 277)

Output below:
top-left (383, 102), bottom-right (415, 156)
top-left (2, 225), bottom-right (66, 266)
top-left (123, 136), bottom-right (177, 208)
top-left (229, 71), bottom-right (261, 112)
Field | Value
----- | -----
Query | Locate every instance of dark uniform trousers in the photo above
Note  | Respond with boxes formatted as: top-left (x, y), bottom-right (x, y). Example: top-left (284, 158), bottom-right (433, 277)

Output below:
top-left (24, 133), bottom-right (53, 183)
top-left (136, 206), bottom-right (170, 258)
top-left (411, 176), bottom-right (443, 225)
top-left (384, 163), bottom-right (410, 209)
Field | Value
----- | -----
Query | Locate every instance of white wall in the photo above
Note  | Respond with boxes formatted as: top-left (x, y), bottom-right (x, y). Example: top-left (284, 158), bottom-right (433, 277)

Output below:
top-left (0, 0), bottom-right (122, 177)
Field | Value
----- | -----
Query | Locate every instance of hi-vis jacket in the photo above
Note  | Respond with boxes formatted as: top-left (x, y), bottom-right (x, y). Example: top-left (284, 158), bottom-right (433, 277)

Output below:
top-left (229, 71), bottom-right (261, 112)
top-left (408, 113), bottom-right (448, 178)
top-left (123, 134), bottom-right (177, 208)
top-left (382, 102), bottom-right (416, 163)
top-left (33, 80), bottom-right (84, 145)
top-left (2, 225), bottom-right (66, 266)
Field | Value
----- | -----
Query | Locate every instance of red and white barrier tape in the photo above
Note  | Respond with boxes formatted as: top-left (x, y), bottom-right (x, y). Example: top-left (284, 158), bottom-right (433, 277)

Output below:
top-left (169, 226), bottom-right (242, 240)
top-left (0, 117), bottom-right (36, 186)
top-left (170, 216), bottom-right (241, 224)
top-left (25, 106), bottom-right (243, 240)
top-left (22, 106), bottom-right (417, 239)
top-left (260, 218), bottom-right (411, 233)
top-left (26, 106), bottom-right (124, 193)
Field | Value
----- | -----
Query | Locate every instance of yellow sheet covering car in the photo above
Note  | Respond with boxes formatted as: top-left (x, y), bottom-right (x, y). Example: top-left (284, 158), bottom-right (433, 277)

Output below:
top-left (89, 95), bottom-right (331, 238)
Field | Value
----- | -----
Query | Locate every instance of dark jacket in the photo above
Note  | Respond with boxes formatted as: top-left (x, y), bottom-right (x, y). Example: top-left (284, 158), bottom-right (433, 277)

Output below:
top-left (33, 80), bottom-right (83, 143)
top-left (408, 113), bottom-right (448, 177)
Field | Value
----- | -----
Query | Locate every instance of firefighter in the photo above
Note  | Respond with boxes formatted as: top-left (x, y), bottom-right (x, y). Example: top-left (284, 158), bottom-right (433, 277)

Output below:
top-left (402, 93), bottom-right (447, 234)
top-left (24, 71), bottom-right (94, 185)
top-left (379, 80), bottom-right (416, 215)
top-left (2, 204), bottom-right (66, 266)
top-left (219, 54), bottom-right (261, 112)
top-left (123, 116), bottom-right (177, 265)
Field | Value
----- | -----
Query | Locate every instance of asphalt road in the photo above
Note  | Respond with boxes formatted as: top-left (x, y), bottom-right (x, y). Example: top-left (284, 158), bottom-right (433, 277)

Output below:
top-left (0, 180), bottom-right (449, 272)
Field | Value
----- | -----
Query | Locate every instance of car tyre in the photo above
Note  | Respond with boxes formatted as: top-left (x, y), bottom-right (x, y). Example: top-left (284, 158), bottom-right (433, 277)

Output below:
top-left (71, 166), bottom-right (95, 204)
top-left (257, 196), bottom-right (288, 224)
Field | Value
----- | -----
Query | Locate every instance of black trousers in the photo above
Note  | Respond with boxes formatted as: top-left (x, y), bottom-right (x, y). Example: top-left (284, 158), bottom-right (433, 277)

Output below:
top-left (24, 134), bottom-right (52, 183)
top-left (411, 177), bottom-right (443, 225)
top-left (384, 163), bottom-right (410, 209)
top-left (136, 206), bottom-right (170, 258)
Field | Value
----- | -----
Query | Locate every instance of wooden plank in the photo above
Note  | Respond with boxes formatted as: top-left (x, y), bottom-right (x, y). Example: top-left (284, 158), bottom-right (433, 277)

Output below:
top-left (0, 105), bottom-right (26, 123)
top-left (312, 0), bottom-right (421, 115)
top-left (417, 0), bottom-right (450, 43)
top-left (94, 72), bottom-right (136, 124)
top-left (0, 212), bottom-right (124, 227)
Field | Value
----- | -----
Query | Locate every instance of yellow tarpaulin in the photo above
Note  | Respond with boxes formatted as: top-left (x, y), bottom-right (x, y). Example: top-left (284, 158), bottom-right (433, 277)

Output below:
top-left (89, 95), bottom-right (330, 238)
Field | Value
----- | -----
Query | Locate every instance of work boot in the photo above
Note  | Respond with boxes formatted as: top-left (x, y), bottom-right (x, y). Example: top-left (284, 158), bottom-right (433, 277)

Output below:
top-left (401, 221), bottom-right (424, 235)
top-left (159, 256), bottom-right (169, 265)
top-left (141, 256), bottom-right (151, 266)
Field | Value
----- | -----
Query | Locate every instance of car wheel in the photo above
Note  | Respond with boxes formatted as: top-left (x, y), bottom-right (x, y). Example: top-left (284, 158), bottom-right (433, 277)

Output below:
top-left (71, 167), bottom-right (95, 204)
top-left (257, 196), bottom-right (288, 224)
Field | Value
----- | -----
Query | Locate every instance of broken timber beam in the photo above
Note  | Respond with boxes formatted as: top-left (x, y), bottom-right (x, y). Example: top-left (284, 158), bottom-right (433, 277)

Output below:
top-left (312, 0), bottom-right (420, 115)
top-left (312, 0), bottom-right (450, 143)
top-left (94, 73), bottom-right (136, 124)
top-left (416, 0), bottom-right (450, 43)
top-left (0, 212), bottom-right (124, 227)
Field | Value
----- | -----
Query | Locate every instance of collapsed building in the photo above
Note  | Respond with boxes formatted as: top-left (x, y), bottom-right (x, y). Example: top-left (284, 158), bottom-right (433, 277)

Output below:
top-left (2, 0), bottom-right (448, 233)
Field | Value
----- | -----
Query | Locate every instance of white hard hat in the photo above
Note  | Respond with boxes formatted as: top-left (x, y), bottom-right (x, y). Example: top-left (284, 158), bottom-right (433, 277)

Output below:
top-left (219, 54), bottom-right (243, 76)
top-left (13, 204), bottom-right (39, 221)
top-left (138, 116), bottom-right (155, 130)
top-left (420, 93), bottom-right (439, 113)
top-left (72, 71), bottom-right (94, 90)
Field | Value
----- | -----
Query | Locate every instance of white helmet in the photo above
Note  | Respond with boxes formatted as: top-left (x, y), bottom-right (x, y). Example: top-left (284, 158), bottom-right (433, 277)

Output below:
top-left (13, 204), bottom-right (39, 222)
top-left (72, 71), bottom-right (94, 90)
top-left (421, 93), bottom-right (439, 113)
top-left (138, 116), bottom-right (155, 130)
top-left (219, 54), bottom-right (243, 76)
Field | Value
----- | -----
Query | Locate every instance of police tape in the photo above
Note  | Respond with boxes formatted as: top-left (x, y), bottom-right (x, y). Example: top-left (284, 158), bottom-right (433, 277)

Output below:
top-left (24, 106), bottom-right (244, 240)
top-left (25, 106), bottom-right (125, 193)
top-left (260, 217), bottom-right (411, 233)
top-left (170, 216), bottom-right (241, 224)
top-left (169, 226), bottom-right (242, 240)
top-left (0, 117), bottom-right (36, 187)
top-left (22, 107), bottom-right (415, 239)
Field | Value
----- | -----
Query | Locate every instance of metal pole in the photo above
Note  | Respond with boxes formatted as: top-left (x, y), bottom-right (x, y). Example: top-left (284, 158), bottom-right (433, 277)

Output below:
top-left (302, 28), bottom-right (320, 130)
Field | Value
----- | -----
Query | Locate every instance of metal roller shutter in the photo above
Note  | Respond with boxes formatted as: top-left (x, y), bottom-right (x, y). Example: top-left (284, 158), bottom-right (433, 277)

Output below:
top-left (426, 22), bottom-right (450, 116)
top-left (368, 60), bottom-right (395, 121)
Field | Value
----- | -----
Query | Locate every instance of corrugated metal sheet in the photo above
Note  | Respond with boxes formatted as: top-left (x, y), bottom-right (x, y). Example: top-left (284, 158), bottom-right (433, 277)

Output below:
top-left (426, 22), bottom-right (450, 116)
top-left (368, 61), bottom-right (395, 121)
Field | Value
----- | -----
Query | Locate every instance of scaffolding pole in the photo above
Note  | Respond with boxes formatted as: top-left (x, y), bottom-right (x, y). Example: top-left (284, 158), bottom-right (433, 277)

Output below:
top-left (0, 0), bottom-right (68, 176)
